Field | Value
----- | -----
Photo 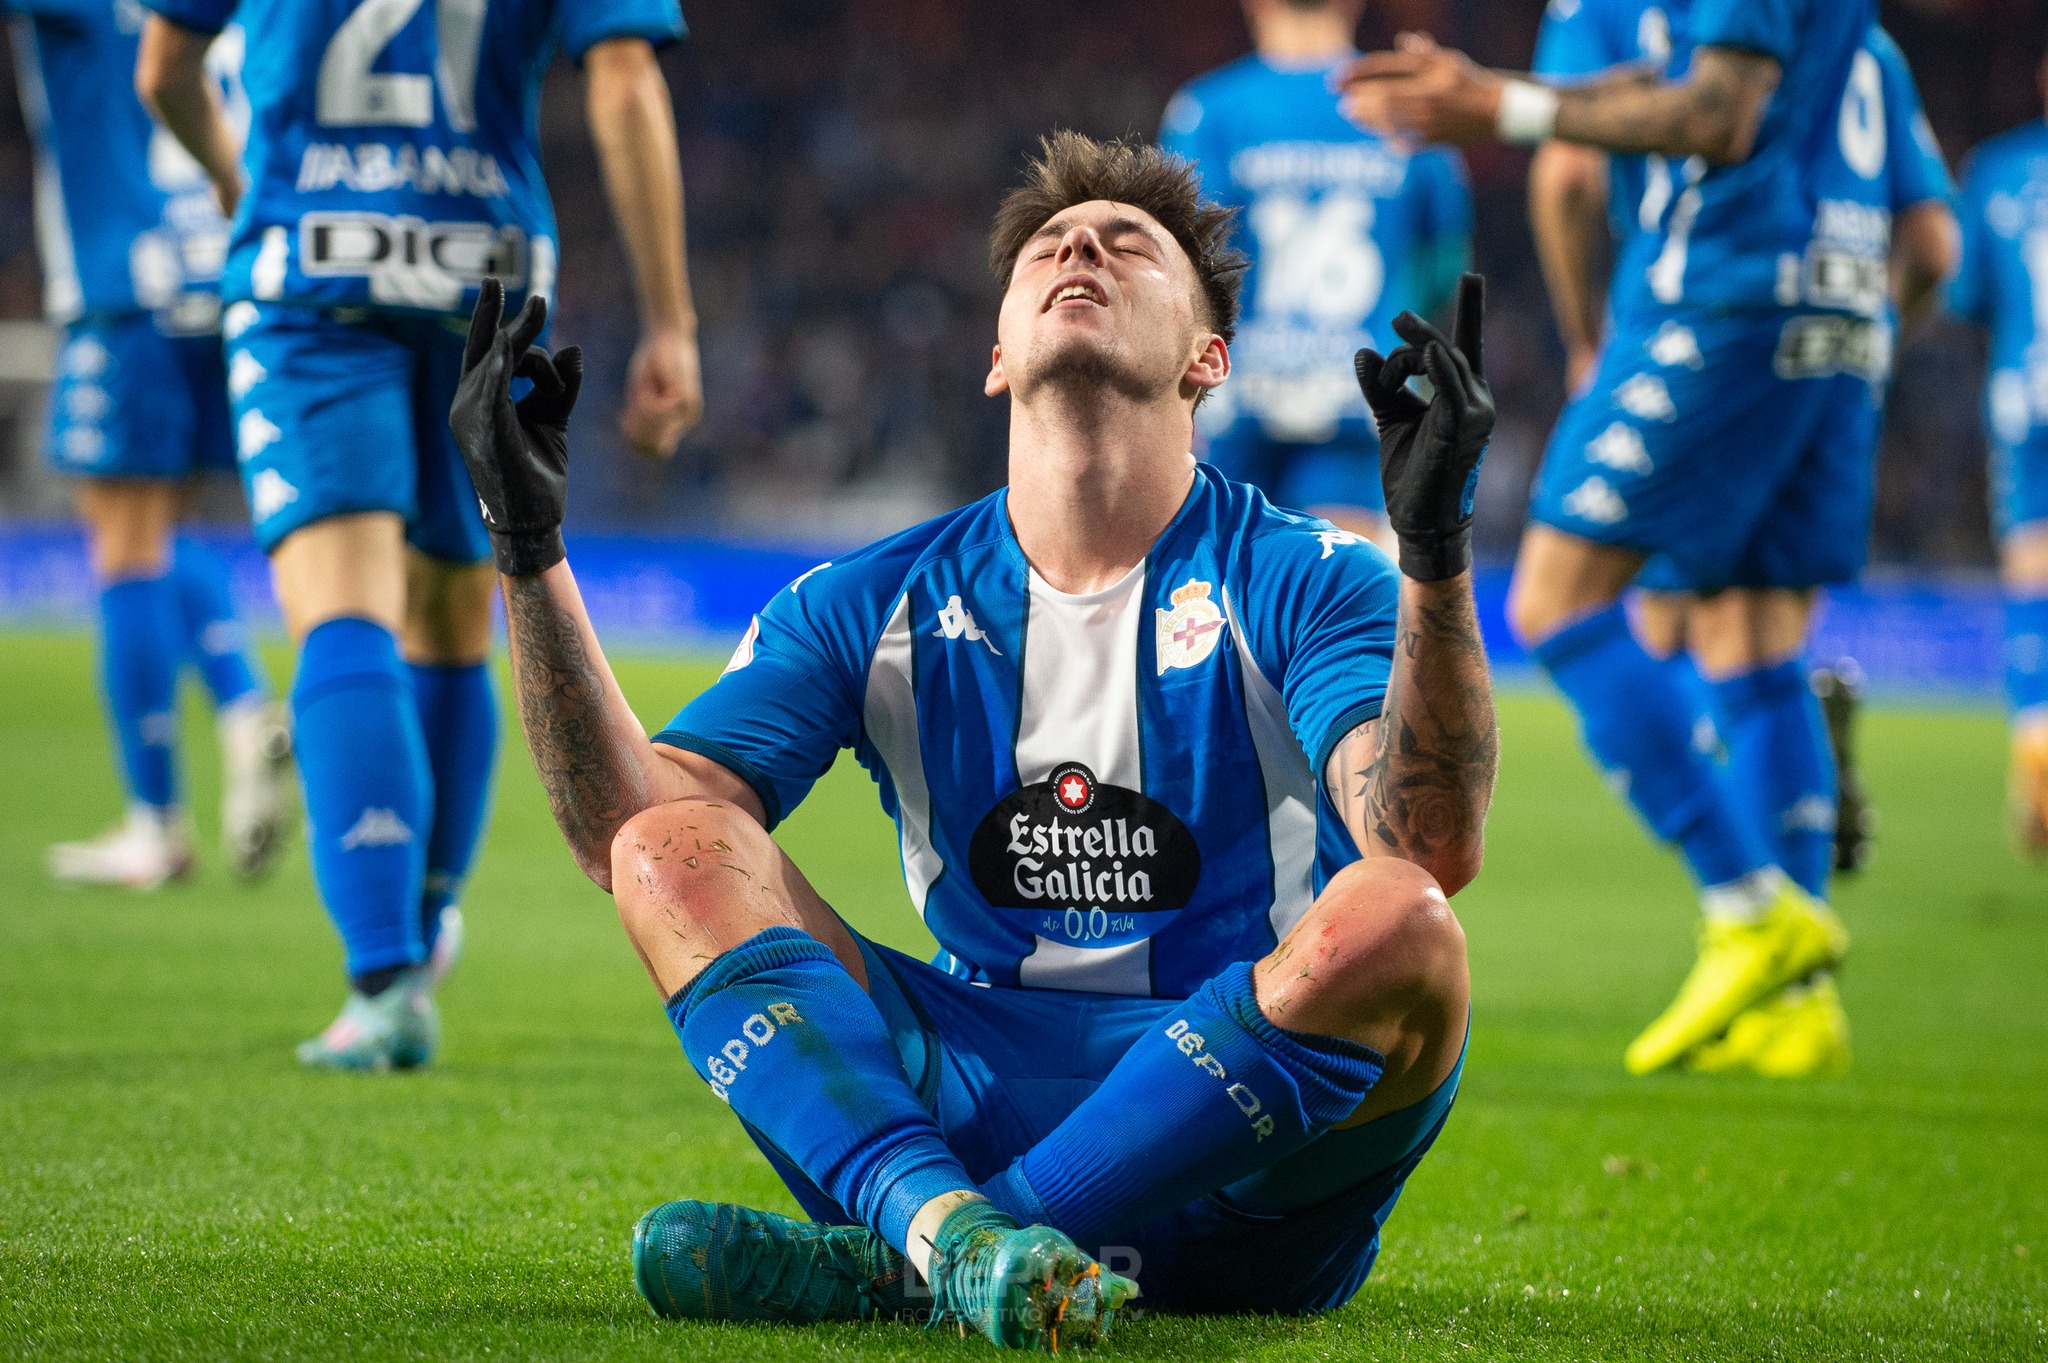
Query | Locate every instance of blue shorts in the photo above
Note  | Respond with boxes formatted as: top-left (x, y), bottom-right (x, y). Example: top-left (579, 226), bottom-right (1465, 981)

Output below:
top-left (222, 302), bottom-right (489, 562)
top-left (1204, 424), bottom-right (1386, 517)
top-left (747, 935), bottom-right (1461, 1316)
top-left (46, 314), bottom-right (233, 480)
top-left (1531, 308), bottom-right (1882, 592)
top-left (1991, 430), bottom-right (2048, 540)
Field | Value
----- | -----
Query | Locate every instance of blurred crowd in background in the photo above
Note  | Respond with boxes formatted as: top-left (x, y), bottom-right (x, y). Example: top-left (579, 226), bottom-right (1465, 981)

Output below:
top-left (0, 0), bottom-right (2043, 561)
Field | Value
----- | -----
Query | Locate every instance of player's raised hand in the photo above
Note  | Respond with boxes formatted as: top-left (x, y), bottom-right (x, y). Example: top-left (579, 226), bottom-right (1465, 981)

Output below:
top-left (620, 324), bottom-right (704, 460)
top-left (450, 277), bottom-right (585, 577)
top-left (1354, 271), bottom-right (1494, 582)
top-left (1338, 33), bottom-right (1505, 144)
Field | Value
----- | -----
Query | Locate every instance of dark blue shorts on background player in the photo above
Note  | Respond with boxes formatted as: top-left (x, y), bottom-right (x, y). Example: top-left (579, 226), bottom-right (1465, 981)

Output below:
top-left (47, 315), bottom-right (234, 481)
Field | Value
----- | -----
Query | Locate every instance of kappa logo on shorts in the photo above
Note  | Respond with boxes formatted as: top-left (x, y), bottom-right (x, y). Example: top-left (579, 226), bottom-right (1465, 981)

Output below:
top-left (1646, 322), bottom-right (1703, 369)
top-left (238, 410), bottom-right (282, 463)
top-left (60, 336), bottom-right (109, 379)
top-left (1585, 422), bottom-right (1652, 476)
top-left (1612, 374), bottom-right (1676, 422)
top-left (1562, 476), bottom-right (1628, 525)
top-left (228, 351), bottom-right (267, 400)
top-left (249, 469), bottom-right (299, 522)
top-left (1155, 579), bottom-right (1226, 675)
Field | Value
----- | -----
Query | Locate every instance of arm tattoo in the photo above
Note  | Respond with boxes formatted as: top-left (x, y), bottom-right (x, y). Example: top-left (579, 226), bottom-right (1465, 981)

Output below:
top-left (1554, 49), bottom-right (1776, 161)
top-left (1326, 582), bottom-right (1498, 883)
top-left (503, 574), bottom-right (648, 871)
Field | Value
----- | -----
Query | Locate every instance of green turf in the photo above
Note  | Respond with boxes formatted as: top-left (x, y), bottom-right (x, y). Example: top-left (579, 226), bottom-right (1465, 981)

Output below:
top-left (1, 630), bottom-right (2043, 1361)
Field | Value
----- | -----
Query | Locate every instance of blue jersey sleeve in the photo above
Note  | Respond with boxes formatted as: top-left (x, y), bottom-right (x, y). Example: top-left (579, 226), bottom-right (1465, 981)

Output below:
top-left (1240, 522), bottom-right (1402, 775)
top-left (653, 567), bottom-right (865, 830)
top-left (1871, 33), bottom-right (1953, 211)
top-left (1159, 81), bottom-right (1223, 196)
top-left (559, 0), bottom-right (686, 61)
top-left (1947, 152), bottom-right (1993, 326)
top-left (1532, 0), bottom-right (1622, 81)
top-left (1689, 0), bottom-right (1798, 62)
top-left (140, 0), bottom-right (233, 34)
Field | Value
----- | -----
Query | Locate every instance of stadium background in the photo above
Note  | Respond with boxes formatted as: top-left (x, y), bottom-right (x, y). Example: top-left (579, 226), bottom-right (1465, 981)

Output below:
top-left (0, 0), bottom-right (2042, 564)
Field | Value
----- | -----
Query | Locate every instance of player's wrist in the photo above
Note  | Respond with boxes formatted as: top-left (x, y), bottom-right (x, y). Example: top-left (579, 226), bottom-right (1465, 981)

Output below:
top-left (1496, 79), bottom-right (1560, 145)
top-left (1394, 525), bottom-right (1472, 583)
top-left (489, 526), bottom-right (567, 578)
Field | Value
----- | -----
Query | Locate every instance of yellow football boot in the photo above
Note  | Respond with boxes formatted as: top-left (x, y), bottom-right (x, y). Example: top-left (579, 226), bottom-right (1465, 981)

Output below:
top-left (1625, 884), bottom-right (1849, 1076)
top-left (2011, 723), bottom-right (2048, 862)
top-left (1685, 976), bottom-right (1852, 1078)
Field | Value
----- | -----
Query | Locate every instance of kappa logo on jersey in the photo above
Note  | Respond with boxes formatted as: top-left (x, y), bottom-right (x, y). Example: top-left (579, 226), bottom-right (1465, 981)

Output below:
top-left (1317, 528), bottom-right (1364, 560)
top-left (724, 617), bottom-right (760, 675)
top-left (933, 595), bottom-right (1001, 654)
top-left (1155, 579), bottom-right (1226, 675)
top-left (967, 762), bottom-right (1202, 950)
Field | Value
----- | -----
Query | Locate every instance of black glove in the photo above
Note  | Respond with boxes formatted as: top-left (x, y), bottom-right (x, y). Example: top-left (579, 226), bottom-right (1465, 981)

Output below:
top-left (1354, 272), bottom-right (1495, 581)
top-left (449, 277), bottom-right (584, 577)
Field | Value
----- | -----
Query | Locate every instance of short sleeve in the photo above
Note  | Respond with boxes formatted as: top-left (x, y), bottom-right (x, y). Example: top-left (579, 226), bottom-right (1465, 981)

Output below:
top-left (652, 572), bottom-right (862, 830)
top-left (140, 0), bottom-right (235, 35)
top-left (1874, 37), bottom-right (1953, 211)
top-left (1240, 523), bottom-right (1402, 775)
top-left (559, 0), bottom-right (686, 62)
top-left (1688, 0), bottom-right (1798, 63)
top-left (1532, 0), bottom-right (1621, 81)
top-left (1947, 153), bottom-right (1992, 326)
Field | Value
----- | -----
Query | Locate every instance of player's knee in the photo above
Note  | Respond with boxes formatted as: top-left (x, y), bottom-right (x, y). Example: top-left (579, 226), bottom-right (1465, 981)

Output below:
top-left (610, 799), bottom-right (759, 940)
top-left (1318, 859), bottom-right (1468, 1004)
top-left (1504, 574), bottom-right (1562, 649)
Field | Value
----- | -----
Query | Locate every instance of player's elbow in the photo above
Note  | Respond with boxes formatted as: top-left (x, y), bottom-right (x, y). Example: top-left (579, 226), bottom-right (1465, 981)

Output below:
top-left (133, 16), bottom-right (200, 118)
top-left (1420, 835), bottom-right (1485, 899)
top-left (1897, 203), bottom-right (1962, 294)
top-left (1685, 112), bottom-right (1757, 167)
top-left (582, 36), bottom-right (665, 137)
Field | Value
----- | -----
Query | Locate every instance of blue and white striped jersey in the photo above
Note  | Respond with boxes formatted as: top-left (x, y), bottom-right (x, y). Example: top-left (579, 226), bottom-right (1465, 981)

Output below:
top-left (657, 466), bottom-right (1401, 1000)
top-left (5, 0), bottom-right (239, 326)
top-left (140, 0), bottom-right (684, 316)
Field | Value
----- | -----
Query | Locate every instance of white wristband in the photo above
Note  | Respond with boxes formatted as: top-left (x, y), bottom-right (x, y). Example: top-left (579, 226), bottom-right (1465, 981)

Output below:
top-left (1496, 79), bottom-right (1561, 144)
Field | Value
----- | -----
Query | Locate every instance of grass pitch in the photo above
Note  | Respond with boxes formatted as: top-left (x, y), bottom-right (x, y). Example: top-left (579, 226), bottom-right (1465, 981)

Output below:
top-left (1, 630), bottom-right (2043, 1362)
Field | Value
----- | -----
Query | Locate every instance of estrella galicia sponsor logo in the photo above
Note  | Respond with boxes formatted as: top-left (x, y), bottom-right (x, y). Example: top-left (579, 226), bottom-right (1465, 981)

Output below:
top-left (968, 762), bottom-right (1200, 948)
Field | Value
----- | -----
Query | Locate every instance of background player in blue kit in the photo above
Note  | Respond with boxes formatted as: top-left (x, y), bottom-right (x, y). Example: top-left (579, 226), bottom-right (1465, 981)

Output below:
top-left (136, 0), bottom-right (703, 1070)
top-left (449, 133), bottom-right (1499, 1345)
top-left (1344, 0), bottom-right (1871, 1077)
top-left (1160, 0), bottom-right (1470, 546)
top-left (1523, 5), bottom-right (1958, 1076)
top-left (1950, 48), bottom-right (2048, 860)
top-left (11, 0), bottom-right (293, 892)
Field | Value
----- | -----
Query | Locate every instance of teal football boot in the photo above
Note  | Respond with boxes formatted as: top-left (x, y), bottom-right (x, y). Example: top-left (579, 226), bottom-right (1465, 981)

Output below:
top-left (295, 966), bottom-right (438, 1071)
top-left (925, 1200), bottom-right (1137, 1351)
top-left (633, 1200), bottom-right (916, 1324)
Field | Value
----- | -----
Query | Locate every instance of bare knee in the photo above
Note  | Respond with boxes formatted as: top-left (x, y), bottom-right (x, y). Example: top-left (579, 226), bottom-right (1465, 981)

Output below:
top-left (403, 552), bottom-right (496, 664)
top-left (1256, 859), bottom-right (1468, 1040)
top-left (611, 799), bottom-right (758, 934)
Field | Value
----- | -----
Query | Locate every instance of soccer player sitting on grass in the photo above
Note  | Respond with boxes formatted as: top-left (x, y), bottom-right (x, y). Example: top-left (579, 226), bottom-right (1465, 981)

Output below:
top-left (451, 133), bottom-right (1497, 1347)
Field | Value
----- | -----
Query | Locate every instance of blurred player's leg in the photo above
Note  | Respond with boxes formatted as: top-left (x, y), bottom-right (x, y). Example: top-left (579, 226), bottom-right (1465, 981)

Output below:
top-left (615, 799), bottom-right (1131, 1347)
top-left (48, 478), bottom-right (193, 889)
top-left (980, 858), bottom-right (1462, 1253)
top-left (169, 535), bottom-right (296, 880)
top-left (2003, 525), bottom-right (2048, 859)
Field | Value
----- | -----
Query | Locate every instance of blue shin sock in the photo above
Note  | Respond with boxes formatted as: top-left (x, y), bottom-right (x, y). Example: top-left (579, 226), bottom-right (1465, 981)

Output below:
top-left (2007, 595), bottom-right (2048, 722)
top-left (980, 961), bottom-right (1382, 1248)
top-left (292, 618), bottom-right (431, 983)
top-left (409, 662), bottom-right (498, 950)
top-left (668, 928), bottom-right (974, 1252)
top-left (170, 535), bottom-right (265, 708)
top-left (97, 575), bottom-right (185, 811)
top-left (1531, 604), bottom-right (1775, 891)
top-left (1712, 660), bottom-right (1836, 899)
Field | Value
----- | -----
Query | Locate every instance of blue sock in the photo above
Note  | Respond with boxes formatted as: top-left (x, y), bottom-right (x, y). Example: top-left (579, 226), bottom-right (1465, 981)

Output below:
top-left (97, 575), bottom-right (185, 810)
top-left (1531, 604), bottom-right (1775, 890)
top-left (1712, 660), bottom-right (1835, 899)
top-left (409, 662), bottom-right (498, 950)
top-left (170, 535), bottom-right (265, 708)
top-left (980, 961), bottom-right (1382, 1247)
top-left (668, 928), bottom-right (974, 1252)
top-left (2007, 595), bottom-right (2048, 721)
top-left (292, 618), bottom-right (431, 983)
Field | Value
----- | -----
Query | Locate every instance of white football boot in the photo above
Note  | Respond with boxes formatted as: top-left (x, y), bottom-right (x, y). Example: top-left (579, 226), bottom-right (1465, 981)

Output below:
top-left (47, 805), bottom-right (195, 890)
top-left (219, 698), bottom-right (297, 880)
top-left (428, 902), bottom-right (465, 986)
top-left (295, 966), bottom-right (440, 1071)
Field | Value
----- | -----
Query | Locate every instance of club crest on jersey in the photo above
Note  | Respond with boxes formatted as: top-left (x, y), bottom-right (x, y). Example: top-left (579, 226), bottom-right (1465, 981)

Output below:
top-left (1155, 579), bottom-right (1226, 676)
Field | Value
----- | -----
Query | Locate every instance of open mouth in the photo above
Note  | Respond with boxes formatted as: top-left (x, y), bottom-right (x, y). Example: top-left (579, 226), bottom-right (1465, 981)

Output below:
top-left (1043, 276), bottom-right (1107, 311)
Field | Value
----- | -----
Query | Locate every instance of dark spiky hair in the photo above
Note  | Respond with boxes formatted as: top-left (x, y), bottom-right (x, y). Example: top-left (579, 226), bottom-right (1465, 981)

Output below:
top-left (988, 131), bottom-right (1246, 344)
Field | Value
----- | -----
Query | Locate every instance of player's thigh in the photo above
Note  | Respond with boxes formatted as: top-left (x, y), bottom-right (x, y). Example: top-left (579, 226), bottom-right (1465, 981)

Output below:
top-left (1528, 310), bottom-right (1823, 585)
top-left (73, 478), bottom-right (180, 578)
top-left (2005, 521), bottom-right (2048, 587)
top-left (268, 512), bottom-right (407, 640)
top-left (402, 550), bottom-right (495, 664)
top-left (1504, 522), bottom-right (1644, 645)
top-left (1684, 588), bottom-right (1816, 678)
top-left (224, 303), bottom-right (424, 560)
